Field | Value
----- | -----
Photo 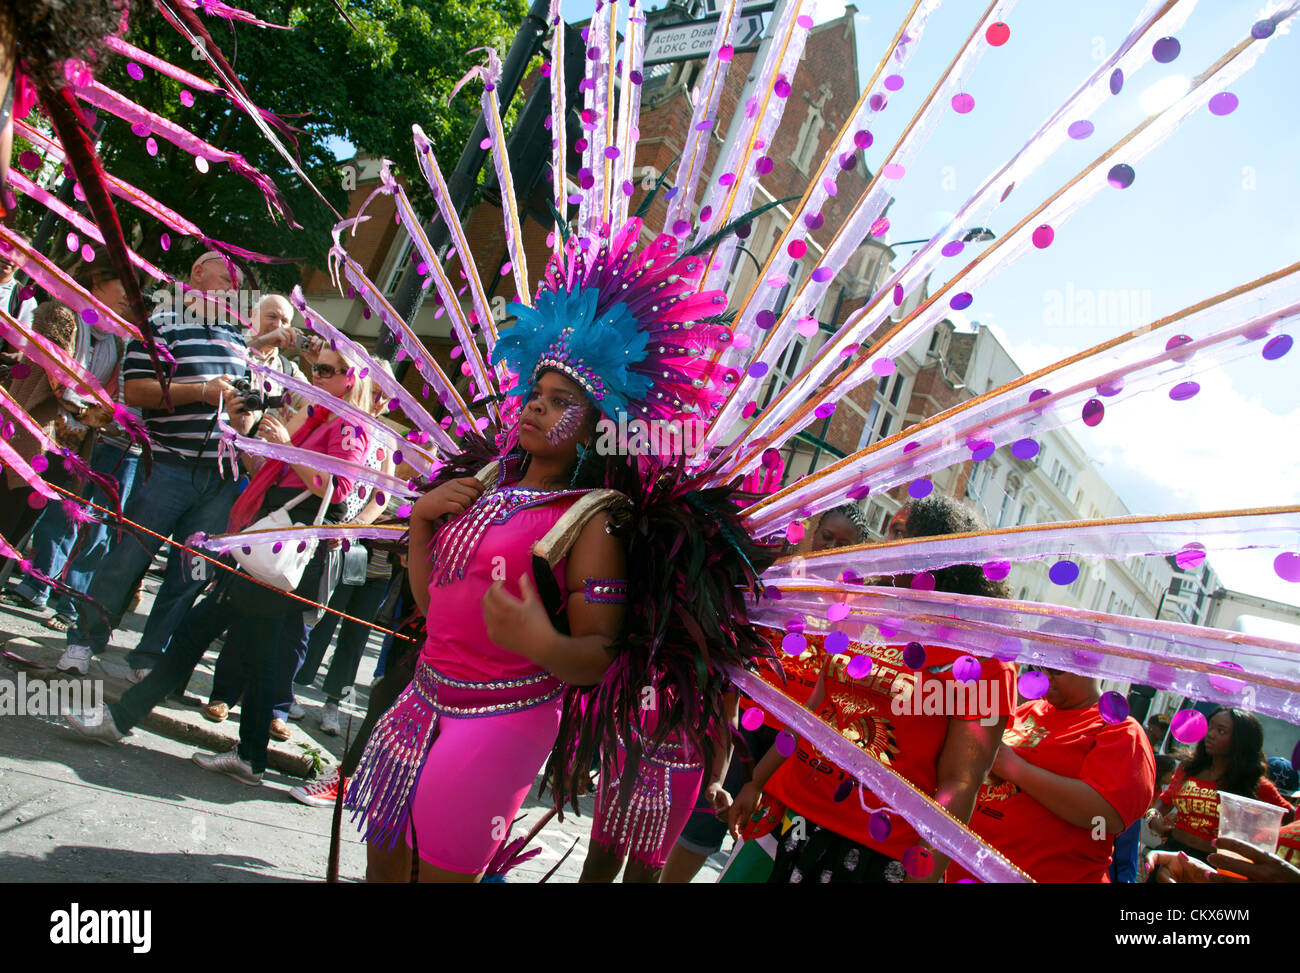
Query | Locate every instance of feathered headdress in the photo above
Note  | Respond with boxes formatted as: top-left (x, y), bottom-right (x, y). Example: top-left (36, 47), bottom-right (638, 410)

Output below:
top-left (491, 218), bottom-right (738, 429)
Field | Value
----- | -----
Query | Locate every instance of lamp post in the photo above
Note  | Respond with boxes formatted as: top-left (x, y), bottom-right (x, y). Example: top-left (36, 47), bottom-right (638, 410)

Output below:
top-left (886, 225), bottom-right (997, 249)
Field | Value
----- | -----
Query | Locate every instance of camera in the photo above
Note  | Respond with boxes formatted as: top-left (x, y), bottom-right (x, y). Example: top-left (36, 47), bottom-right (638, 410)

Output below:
top-left (293, 330), bottom-right (316, 352)
top-left (232, 376), bottom-right (286, 415)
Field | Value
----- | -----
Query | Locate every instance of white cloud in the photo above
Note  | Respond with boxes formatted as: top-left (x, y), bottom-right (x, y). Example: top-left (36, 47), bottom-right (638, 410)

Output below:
top-left (987, 321), bottom-right (1079, 374)
top-left (983, 330), bottom-right (1300, 612)
top-left (1077, 364), bottom-right (1300, 609)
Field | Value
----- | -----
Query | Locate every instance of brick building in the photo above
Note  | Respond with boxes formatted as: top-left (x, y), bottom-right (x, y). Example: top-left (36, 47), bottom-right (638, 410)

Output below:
top-left (300, 3), bottom-right (897, 436)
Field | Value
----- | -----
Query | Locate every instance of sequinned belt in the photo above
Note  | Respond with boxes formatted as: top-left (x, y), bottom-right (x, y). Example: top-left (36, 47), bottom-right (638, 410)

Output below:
top-left (344, 661), bottom-right (563, 850)
top-left (591, 729), bottom-right (702, 868)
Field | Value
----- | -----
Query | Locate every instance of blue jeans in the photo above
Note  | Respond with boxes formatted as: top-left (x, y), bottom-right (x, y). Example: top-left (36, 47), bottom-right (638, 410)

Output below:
top-left (13, 441), bottom-right (140, 618)
top-left (110, 595), bottom-right (291, 774)
top-left (67, 454), bottom-right (237, 669)
top-left (296, 575), bottom-right (391, 697)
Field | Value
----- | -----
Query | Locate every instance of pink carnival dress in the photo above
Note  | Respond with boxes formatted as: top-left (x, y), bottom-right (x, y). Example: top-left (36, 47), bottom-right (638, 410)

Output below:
top-left (346, 483), bottom-right (590, 873)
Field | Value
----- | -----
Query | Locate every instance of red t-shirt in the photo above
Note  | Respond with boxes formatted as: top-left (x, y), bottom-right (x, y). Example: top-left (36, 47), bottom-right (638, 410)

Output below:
top-left (1159, 770), bottom-right (1295, 842)
top-left (763, 639), bottom-right (1016, 862)
top-left (950, 699), bottom-right (1156, 883)
top-left (1277, 820), bottom-right (1300, 868)
top-left (741, 628), bottom-right (823, 729)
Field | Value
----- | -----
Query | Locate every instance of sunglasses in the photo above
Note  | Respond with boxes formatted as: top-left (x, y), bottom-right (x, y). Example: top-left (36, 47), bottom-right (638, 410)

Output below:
top-left (312, 363), bottom-right (341, 378)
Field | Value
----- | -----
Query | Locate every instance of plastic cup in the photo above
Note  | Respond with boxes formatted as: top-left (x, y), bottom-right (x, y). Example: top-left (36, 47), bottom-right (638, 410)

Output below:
top-left (1215, 792), bottom-right (1284, 878)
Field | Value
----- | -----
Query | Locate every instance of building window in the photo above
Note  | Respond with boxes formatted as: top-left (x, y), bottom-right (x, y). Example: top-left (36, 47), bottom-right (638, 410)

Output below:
top-left (381, 235), bottom-right (414, 296)
top-left (996, 491), bottom-right (1015, 528)
top-left (792, 107), bottom-right (825, 173)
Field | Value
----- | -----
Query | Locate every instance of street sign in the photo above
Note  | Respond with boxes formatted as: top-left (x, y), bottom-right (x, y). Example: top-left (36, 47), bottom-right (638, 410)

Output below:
top-left (701, 0), bottom-right (778, 14)
top-left (644, 14), bottom-right (764, 66)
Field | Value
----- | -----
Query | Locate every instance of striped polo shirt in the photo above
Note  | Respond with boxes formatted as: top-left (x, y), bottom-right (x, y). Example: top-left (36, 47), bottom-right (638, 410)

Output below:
top-left (123, 308), bottom-right (248, 464)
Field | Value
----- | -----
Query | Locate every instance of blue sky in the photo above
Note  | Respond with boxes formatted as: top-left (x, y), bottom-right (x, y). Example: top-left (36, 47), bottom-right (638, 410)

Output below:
top-left (541, 0), bottom-right (1300, 612)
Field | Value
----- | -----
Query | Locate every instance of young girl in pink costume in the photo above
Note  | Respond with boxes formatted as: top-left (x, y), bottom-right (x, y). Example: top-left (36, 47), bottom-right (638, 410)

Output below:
top-left (349, 368), bottom-right (627, 883)
top-left (346, 221), bottom-right (776, 883)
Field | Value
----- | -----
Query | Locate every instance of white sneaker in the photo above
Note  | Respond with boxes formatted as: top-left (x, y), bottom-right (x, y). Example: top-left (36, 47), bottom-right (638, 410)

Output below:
top-left (320, 701), bottom-right (340, 736)
top-left (128, 668), bottom-right (152, 684)
top-left (192, 749), bottom-right (262, 786)
top-left (67, 710), bottom-right (125, 745)
top-left (56, 644), bottom-right (93, 675)
top-left (288, 701), bottom-right (305, 721)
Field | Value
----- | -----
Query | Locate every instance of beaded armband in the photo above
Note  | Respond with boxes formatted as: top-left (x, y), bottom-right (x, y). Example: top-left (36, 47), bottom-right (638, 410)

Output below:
top-left (584, 578), bottom-right (629, 605)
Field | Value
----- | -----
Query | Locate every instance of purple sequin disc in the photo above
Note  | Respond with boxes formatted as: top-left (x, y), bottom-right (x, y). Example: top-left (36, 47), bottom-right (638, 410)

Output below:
top-left (1170, 709), bottom-right (1207, 744)
top-left (983, 561), bottom-right (1011, 582)
top-left (1107, 164), bottom-right (1135, 189)
top-left (1275, 552), bottom-right (1300, 583)
top-left (1019, 670), bottom-right (1049, 700)
top-left (1011, 437), bottom-right (1039, 459)
top-left (953, 656), bottom-right (982, 683)
top-left (1098, 692), bottom-right (1129, 724)
top-left (868, 810), bottom-right (892, 842)
top-left (847, 654), bottom-right (873, 679)
top-left (1049, 560), bottom-right (1079, 586)
top-left (1152, 37), bottom-right (1181, 63)
top-left (1208, 92), bottom-right (1239, 116)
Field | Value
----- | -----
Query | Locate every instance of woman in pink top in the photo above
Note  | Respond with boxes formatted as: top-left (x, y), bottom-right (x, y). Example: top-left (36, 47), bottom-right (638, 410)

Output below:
top-left (350, 368), bottom-right (629, 883)
top-left (346, 220), bottom-right (774, 884)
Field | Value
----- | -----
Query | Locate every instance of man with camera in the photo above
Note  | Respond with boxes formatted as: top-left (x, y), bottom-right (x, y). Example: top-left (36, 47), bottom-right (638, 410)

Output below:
top-left (58, 252), bottom-right (311, 680)
top-left (240, 293), bottom-right (313, 428)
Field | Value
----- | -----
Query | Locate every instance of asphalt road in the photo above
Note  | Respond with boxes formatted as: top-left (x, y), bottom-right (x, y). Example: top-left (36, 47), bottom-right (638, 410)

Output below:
top-left (0, 576), bottom-right (733, 883)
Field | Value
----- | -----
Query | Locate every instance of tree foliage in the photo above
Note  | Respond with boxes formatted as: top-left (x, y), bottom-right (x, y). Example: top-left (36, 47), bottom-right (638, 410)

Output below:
top-left (78, 0), bottom-right (528, 290)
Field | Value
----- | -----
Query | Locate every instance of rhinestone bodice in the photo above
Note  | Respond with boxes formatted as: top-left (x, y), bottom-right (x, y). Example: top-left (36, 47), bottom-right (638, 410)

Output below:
top-left (429, 485), bottom-right (587, 587)
top-left (421, 485), bottom-right (589, 683)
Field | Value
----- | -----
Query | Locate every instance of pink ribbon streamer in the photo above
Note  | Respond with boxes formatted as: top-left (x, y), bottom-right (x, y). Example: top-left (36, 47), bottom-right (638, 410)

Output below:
top-left (71, 80), bottom-right (291, 221)
top-left (762, 507), bottom-right (1300, 583)
top-left (8, 171), bottom-right (169, 282)
top-left (693, 0), bottom-right (817, 291)
top-left (546, 0), bottom-right (568, 256)
top-left (289, 288), bottom-right (449, 457)
top-left (176, 0), bottom-right (291, 30)
top-left (575, 1), bottom-right (617, 240)
top-left (411, 127), bottom-right (500, 350)
top-left (702, 0), bottom-right (961, 406)
top-left (706, 0), bottom-right (1286, 481)
top-left (747, 583), bottom-right (1300, 722)
top-left (0, 437), bottom-right (60, 506)
top-left (216, 421), bottom-right (415, 501)
top-left (467, 49), bottom-right (531, 303)
top-left (14, 120), bottom-right (289, 266)
top-left (326, 231), bottom-right (476, 450)
top-left (0, 386), bottom-right (63, 458)
top-left (0, 310), bottom-right (118, 414)
top-left (608, 5), bottom-right (646, 231)
top-left (662, 0), bottom-right (745, 234)
top-left (360, 163), bottom-right (501, 424)
top-left (0, 227), bottom-right (153, 349)
top-left (194, 523), bottom-right (407, 555)
top-left (743, 267), bottom-right (1300, 533)
top-left (242, 358), bottom-right (434, 477)
top-left (725, 666), bottom-right (1032, 882)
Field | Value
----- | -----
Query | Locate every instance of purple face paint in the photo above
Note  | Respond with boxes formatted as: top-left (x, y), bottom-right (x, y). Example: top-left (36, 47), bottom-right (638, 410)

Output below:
top-left (545, 400), bottom-right (586, 446)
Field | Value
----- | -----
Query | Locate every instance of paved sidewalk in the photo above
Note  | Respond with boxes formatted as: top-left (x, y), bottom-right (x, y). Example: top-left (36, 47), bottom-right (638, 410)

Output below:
top-left (0, 570), bottom-right (732, 883)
